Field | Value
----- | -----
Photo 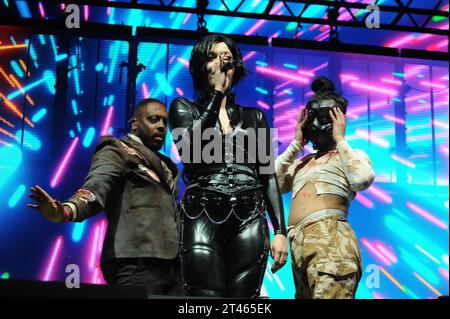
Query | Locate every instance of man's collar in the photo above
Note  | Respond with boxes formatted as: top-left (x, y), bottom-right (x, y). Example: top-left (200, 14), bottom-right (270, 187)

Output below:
top-left (127, 133), bottom-right (143, 145)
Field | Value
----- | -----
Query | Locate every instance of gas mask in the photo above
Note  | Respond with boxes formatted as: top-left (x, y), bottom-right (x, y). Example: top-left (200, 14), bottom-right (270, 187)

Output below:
top-left (302, 99), bottom-right (338, 151)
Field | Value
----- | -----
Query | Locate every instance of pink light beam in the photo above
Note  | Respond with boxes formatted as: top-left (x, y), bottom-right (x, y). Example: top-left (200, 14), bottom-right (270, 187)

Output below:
top-left (42, 235), bottom-right (64, 281)
top-left (50, 137), bottom-right (79, 188)
top-left (101, 106), bottom-right (114, 136)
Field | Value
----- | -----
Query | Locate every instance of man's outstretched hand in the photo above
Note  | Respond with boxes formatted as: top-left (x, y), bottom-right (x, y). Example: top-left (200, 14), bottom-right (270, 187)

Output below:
top-left (26, 185), bottom-right (66, 223)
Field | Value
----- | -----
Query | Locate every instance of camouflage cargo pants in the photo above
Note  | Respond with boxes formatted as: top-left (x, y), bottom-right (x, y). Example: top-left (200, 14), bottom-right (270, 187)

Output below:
top-left (287, 214), bottom-right (363, 299)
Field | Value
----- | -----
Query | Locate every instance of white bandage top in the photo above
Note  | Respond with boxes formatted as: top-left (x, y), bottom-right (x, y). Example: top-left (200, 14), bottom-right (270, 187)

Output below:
top-left (275, 139), bottom-right (375, 201)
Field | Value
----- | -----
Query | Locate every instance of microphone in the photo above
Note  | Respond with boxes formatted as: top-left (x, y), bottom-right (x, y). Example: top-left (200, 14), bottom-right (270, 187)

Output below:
top-left (221, 59), bottom-right (237, 73)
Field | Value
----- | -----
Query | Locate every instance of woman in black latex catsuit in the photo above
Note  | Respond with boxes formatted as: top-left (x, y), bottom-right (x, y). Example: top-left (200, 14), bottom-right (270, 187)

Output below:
top-left (168, 35), bottom-right (288, 298)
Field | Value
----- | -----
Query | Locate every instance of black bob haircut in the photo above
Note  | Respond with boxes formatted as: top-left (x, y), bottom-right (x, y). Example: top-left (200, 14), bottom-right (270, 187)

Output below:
top-left (189, 34), bottom-right (248, 95)
top-left (306, 76), bottom-right (349, 114)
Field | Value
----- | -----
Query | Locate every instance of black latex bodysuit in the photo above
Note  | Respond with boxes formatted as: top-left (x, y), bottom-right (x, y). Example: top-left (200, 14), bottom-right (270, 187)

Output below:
top-left (169, 90), bottom-right (286, 298)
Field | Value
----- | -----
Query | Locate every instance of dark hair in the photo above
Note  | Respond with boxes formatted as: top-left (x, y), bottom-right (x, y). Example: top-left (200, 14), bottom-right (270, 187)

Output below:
top-left (129, 98), bottom-right (165, 127)
top-left (189, 34), bottom-right (248, 95)
top-left (133, 98), bottom-right (165, 117)
top-left (307, 76), bottom-right (348, 113)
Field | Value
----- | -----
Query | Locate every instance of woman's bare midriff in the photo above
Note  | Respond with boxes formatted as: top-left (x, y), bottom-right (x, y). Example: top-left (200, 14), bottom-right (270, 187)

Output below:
top-left (288, 182), bottom-right (349, 227)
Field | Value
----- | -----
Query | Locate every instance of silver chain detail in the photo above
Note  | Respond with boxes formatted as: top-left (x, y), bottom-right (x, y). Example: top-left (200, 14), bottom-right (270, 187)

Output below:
top-left (179, 195), bottom-right (265, 225)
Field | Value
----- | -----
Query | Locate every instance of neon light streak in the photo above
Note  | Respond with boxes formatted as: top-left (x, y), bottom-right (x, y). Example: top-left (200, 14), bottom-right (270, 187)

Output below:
top-left (391, 154), bottom-right (415, 168)
top-left (350, 81), bottom-right (397, 96)
top-left (170, 141), bottom-right (181, 164)
top-left (245, 2), bottom-right (283, 35)
top-left (406, 201), bottom-right (448, 230)
top-left (0, 127), bottom-right (19, 141)
top-left (177, 57), bottom-right (189, 67)
top-left (92, 265), bottom-right (99, 284)
top-left (55, 53), bottom-right (68, 62)
top-left (375, 242), bottom-right (397, 264)
top-left (142, 83), bottom-right (150, 98)
top-left (82, 127), bottom-right (96, 148)
top-left (266, 261), bottom-right (285, 291)
top-left (107, 42), bottom-right (121, 83)
top-left (256, 66), bottom-right (308, 84)
top-left (255, 87), bottom-right (268, 95)
top-left (346, 112), bottom-right (359, 119)
top-left (385, 215), bottom-right (446, 262)
top-left (415, 245), bottom-right (440, 264)
top-left (386, 34), bottom-right (417, 48)
top-left (443, 255), bottom-right (449, 266)
top-left (381, 78), bottom-right (402, 86)
top-left (298, 70), bottom-right (315, 77)
top-left (268, 31), bottom-right (280, 44)
top-left (427, 39), bottom-right (449, 51)
top-left (433, 120), bottom-right (449, 129)
top-left (372, 292), bottom-right (384, 299)
top-left (89, 224), bottom-right (100, 271)
top-left (84, 5), bottom-right (89, 21)
top-left (267, 220), bottom-right (274, 234)
top-left (101, 106), bottom-right (114, 136)
top-left (276, 89), bottom-right (292, 97)
top-left (382, 114), bottom-right (404, 125)
top-left (413, 272), bottom-right (442, 297)
top-left (42, 236), bottom-right (63, 281)
top-left (355, 129), bottom-right (389, 148)
top-left (182, 13), bottom-right (191, 25)
top-left (366, 184), bottom-right (392, 204)
top-left (38, 2), bottom-right (45, 18)
top-left (8, 184), bottom-right (26, 208)
top-left (378, 266), bottom-right (406, 292)
top-left (361, 238), bottom-right (392, 265)
top-left (8, 74), bottom-right (35, 105)
top-left (98, 220), bottom-right (106, 255)
top-left (175, 87), bottom-right (184, 96)
top-left (71, 99), bottom-right (78, 115)
top-left (0, 44), bottom-right (27, 51)
top-left (311, 62), bottom-right (328, 73)
top-left (155, 73), bottom-right (173, 96)
top-left (419, 81), bottom-right (447, 89)
top-left (257, 100), bottom-right (270, 110)
top-left (7, 72), bottom-right (53, 100)
top-left (275, 80), bottom-right (294, 90)
top-left (1, 272), bottom-right (9, 279)
top-left (273, 99), bottom-right (293, 109)
top-left (245, 19), bottom-right (266, 36)
top-left (439, 144), bottom-right (448, 156)
top-left (16, 129), bottom-right (41, 151)
top-left (264, 270), bottom-right (273, 283)
top-left (0, 92), bottom-right (34, 127)
top-left (72, 221), bottom-right (86, 242)
top-left (0, 66), bottom-right (16, 87)
top-left (10, 60), bottom-right (24, 78)
top-left (438, 268), bottom-right (449, 280)
top-left (243, 51), bottom-right (257, 61)
top-left (18, 59), bottom-right (29, 76)
top-left (50, 137), bottom-right (79, 188)
top-left (0, 116), bottom-right (14, 127)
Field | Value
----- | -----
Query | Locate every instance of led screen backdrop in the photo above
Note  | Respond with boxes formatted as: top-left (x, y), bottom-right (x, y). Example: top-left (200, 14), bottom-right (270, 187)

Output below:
top-left (1, 0), bottom-right (448, 53)
top-left (0, 24), bottom-right (448, 299)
